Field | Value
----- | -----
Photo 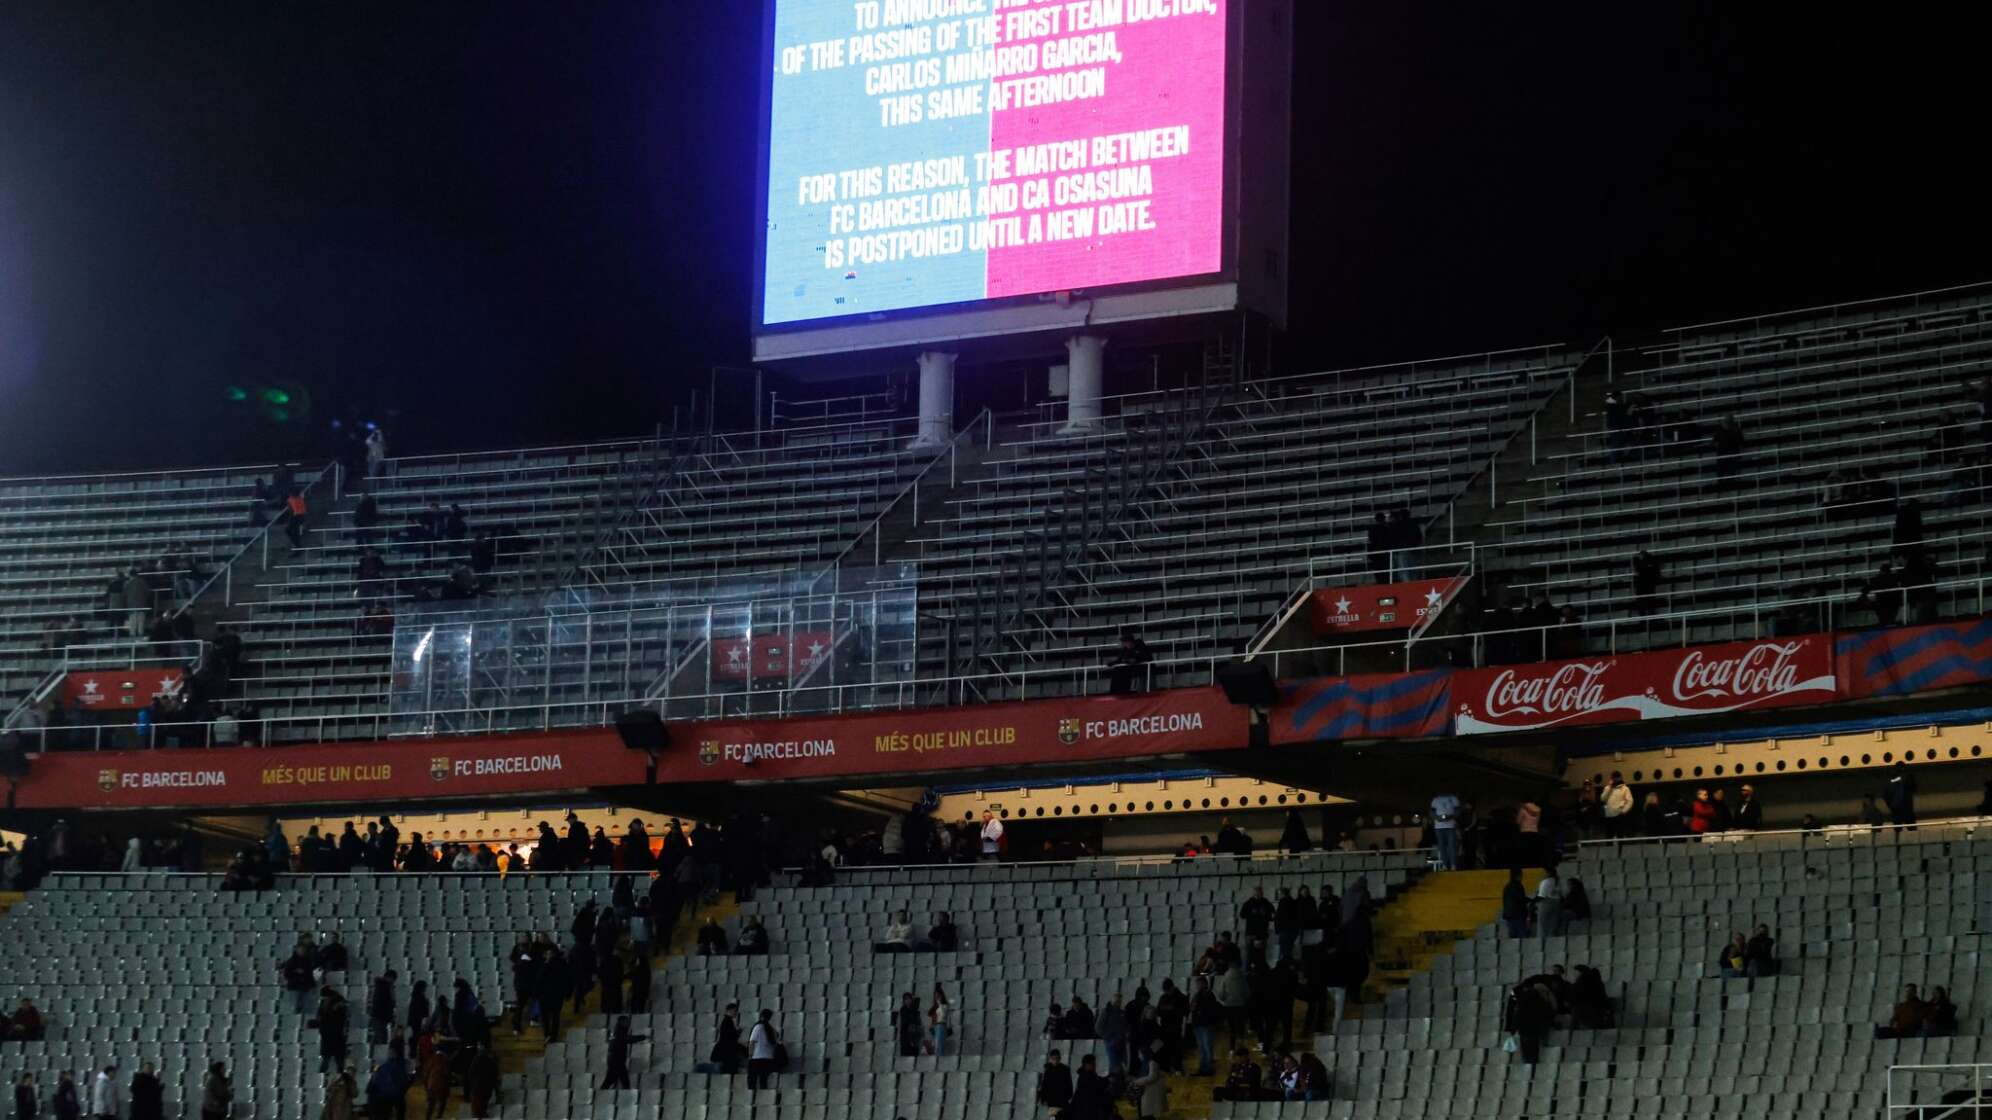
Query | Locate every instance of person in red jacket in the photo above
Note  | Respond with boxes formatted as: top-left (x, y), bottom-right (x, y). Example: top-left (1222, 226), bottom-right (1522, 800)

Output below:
top-left (1688, 790), bottom-right (1719, 835)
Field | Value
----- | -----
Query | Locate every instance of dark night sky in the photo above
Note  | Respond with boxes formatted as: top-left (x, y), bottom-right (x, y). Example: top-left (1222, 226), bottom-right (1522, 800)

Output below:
top-left (2, 2), bottom-right (1988, 474)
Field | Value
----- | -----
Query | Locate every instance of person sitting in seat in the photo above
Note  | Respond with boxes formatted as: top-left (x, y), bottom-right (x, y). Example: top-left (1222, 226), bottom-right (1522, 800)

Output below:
top-left (7, 998), bottom-right (44, 1042)
top-left (695, 918), bottom-right (729, 957)
top-left (1569, 965), bottom-right (1614, 1029)
top-left (874, 910), bottom-right (915, 954)
top-left (734, 916), bottom-right (769, 956)
top-left (1107, 631), bottom-right (1153, 695)
top-left (1717, 932), bottom-right (1751, 979)
top-left (1216, 1047), bottom-right (1264, 1102)
top-left (1877, 984), bottom-right (1927, 1039)
top-left (1061, 996), bottom-right (1097, 1039)
top-left (1745, 925), bottom-right (1779, 977)
top-left (1043, 1003), bottom-right (1067, 1040)
top-left (919, 911), bottom-right (957, 952)
top-left (1923, 987), bottom-right (1958, 1037)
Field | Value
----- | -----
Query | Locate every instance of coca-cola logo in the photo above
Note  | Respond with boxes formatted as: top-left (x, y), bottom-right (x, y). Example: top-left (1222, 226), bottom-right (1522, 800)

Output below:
top-left (1672, 641), bottom-right (1805, 701)
top-left (1482, 662), bottom-right (1611, 717)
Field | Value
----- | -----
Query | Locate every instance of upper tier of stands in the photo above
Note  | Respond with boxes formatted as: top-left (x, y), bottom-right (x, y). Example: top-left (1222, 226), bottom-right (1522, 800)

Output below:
top-left (1484, 285), bottom-right (1992, 653)
top-left (913, 349), bottom-right (1574, 699)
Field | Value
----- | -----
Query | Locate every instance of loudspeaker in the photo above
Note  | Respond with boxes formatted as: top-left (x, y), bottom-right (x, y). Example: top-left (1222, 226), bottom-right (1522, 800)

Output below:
top-left (1215, 659), bottom-right (1280, 707)
top-left (614, 709), bottom-right (667, 752)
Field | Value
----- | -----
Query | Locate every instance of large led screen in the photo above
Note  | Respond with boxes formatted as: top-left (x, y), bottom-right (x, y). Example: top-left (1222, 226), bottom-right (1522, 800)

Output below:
top-left (761, 0), bottom-right (1229, 327)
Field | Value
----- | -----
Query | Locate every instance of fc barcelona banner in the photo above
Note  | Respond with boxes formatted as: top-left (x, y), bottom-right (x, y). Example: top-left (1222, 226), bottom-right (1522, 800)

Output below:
top-left (657, 687), bottom-right (1250, 784)
top-left (1452, 636), bottom-right (1838, 736)
top-left (1836, 618), bottom-right (1992, 699)
top-left (10, 732), bottom-right (646, 810)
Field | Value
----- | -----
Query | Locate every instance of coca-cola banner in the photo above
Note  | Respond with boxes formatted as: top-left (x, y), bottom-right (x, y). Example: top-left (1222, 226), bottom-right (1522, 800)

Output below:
top-left (1309, 577), bottom-right (1466, 635)
top-left (1453, 636), bottom-right (1838, 736)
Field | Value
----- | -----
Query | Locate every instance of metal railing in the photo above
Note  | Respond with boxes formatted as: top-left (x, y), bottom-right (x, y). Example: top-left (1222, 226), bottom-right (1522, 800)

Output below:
top-left (174, 462), bottom-right (338, 614)
top-left (1888, 1064), bottom-right (1992, 1120)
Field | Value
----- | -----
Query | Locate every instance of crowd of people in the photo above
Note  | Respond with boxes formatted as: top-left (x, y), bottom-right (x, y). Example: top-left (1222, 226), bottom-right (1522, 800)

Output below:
top-left (1502, 963), bottom-right (1617, 1064)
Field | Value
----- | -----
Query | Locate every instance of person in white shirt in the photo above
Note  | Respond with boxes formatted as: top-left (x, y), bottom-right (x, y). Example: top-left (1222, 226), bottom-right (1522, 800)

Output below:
top-left (1429, 793), bottom-right (1462, 870)
top-left (1601, 771), bottom-right (1635, 838)
top-left (91, 1065), bottom-right (121, 1120)
top-left (1534, 871), bottom-right (1564, 940)
top-left (746, 1009), bottom-right (779, 1091)
top-left (878, 910), bottom-right (915, 953)
top-left (979, 812), bottom-right (1004, 861)
top-left (365, 428), bottom-right (387, 478)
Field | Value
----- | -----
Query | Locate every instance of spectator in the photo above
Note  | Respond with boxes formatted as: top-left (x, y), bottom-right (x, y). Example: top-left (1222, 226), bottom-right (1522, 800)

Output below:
top-left (1035, 1051), bottom-right (1073, 1111)
top-left (1734, 784), bottom-right (1763, 831)
top-left (1097, 995), bottom-right (1127, 1076)
top-left (1063, 996), bottom-right (1096, 1039)
top-left (1689, 789), bottom-right (1718, 835)
top-left (364, 1051), bottom-right (409, 1120)
top-left (745, 1010), bottom-right (779, 1092)
top-left (1860, 794), bottom-right (1887, 828)
top-left (1300, 1054), bottom-right (1332, 1103)
top-left (1189, 977), bottom-right (1221, 1076)
top-left (1365, 511), bottom-right (1391, 578)
top-left (1154, 979), bottom-right (1188, 1072)
top-left (978, 812), bottom-right (1003, 861)
top-left (1504, 983), bottom-right (1554, 1065)
top-left (464, 1045), bottom-right (498, 1119)
top-left (1130, 1062), bottom-right (1169, 1120)
top-left (317, 932), bottom-right (349, 974)
top-left (921, 911), bottom-right (958, 952)
top-left (1569, 966), bottom-right (1614, 1029)
top-left (1431, 791), bottom-right (1462, 869)
top-left (127, 1065), bottom-right (161, 1120)
top-left (1877, 984), bottom-right (1927, 1039)
top-left (1066, 1054), bottom-right (1112, 1120)
top-left (927, 985), bottom-right (950, 1057)
top-left (1746, 925), bottom-right (1778, 977)
top-left (892, 993), bottom-right (922, 1057)
top-left (1217, 1048), bottom-right (1262, 1102)
top-left (1042, 1003), bottom-right (1066, 1040)
top-left (696, 917), bottom-right (729, 956)
top-left (1562, 877), bottom-right (1592, 932)
top-left (736, 915), bottom-right (770, 957)
top-left (1533, 870), bottom-right (1564, 939)
top-left (535, 949), bottom-right (571, 1042)
top-left (876, 911), bottom-right (915, 954)
top-left (14, 1074), bottom-right (35, 1120)
top-left (1717, 932), bottom-right (1750, 979)
top-left (419, 1045), bottom-right (450, 1118)
top-left (317, 985), bottom-right (350, 1073)
top-left (1215, 956), bottom-right (1250, 1039)
top-left (320, 1065), bottom-right (356, 1120)
top-left (366, 429), bottom-right (387, 478)
top-left (601, 1015), bottom-right (647, 1091)
top-left (406, 981), bottom-right (431, 1039)
top-left (1923, 987), bottom-right (1958, 1038)
top-left (279, 944), bottom-right (317, 1013)
top-left (1711, 788), bottom-right (1734, 831)
top-left (1215, 817), bottom-right (1252, 857)
top-left (1278, 808), bottom-right (1312, 854)
top-left (49, 1074), bottom-right (75, 1120)
top-left (192, 1060), bottom-right (226, 1116)
top-left (368, 970), bottom-right (399, 1045)
top-left (88, 1067), bottom-right (118, 1120)
top-left (711, 1004), bottom-right (742, 1075)
top-left (1239, 887), bottom-right (1274, 967)
top-left (1107, 632), bottom-right (1153, 695)
top-left (1501, 868), bottom-right (1530, 939)
top-left (1640, 791), bottom-right (1668, 836)
top-left (1272, 888), bottom-right (1301, 963)
top-left (1632, 552), bottom-right (1663, 617)
top-left (1885, 762), bottom-right (1917, 826)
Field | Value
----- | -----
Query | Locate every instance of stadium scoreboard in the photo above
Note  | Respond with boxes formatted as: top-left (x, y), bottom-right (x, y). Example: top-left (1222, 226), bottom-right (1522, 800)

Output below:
top-left (752, 0), bottom-right (1291, 362)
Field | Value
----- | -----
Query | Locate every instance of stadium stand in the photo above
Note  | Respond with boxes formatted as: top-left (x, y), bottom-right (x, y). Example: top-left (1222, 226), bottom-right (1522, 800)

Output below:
top-left (914, 349), bottom-right (1576, 699)
top-left (0, 868), bottom-right (614, 1120)
top-left (1304, 822), bottom-right (1989, 1120)
top-left (198, 418), bottom-right (945, 741)
top-left (506, 849), bottom-right (1425, 1119)
top-left (1484, 287), bottom-right (1992, 654)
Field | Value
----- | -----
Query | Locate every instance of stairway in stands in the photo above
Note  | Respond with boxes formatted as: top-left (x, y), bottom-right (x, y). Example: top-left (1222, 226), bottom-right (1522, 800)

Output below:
top-left (1364, 868), bottom-right (1545, 1006)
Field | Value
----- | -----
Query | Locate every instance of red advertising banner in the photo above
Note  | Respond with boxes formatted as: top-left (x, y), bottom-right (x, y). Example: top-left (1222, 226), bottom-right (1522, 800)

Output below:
top-left (660, 687), bottom-right (1251, 784)
top-left (1309, 577), bottom-right (1464, 634)
top-left (711, 631), bottom-right (836, 682)
top-left (1452, 635), bottom-right (1838, 736)
top-left (63, 669), bottom-right (185, 711)
top-left (10, 731), bottom-right (642, 811)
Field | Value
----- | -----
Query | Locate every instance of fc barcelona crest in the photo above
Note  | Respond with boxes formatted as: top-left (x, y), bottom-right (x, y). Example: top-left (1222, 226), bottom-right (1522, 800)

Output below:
top-left (98, 769), bottom-right (120, 793)
top-left (699, 740), bottom-right (722, 766)
top-left (1057, 718), bottom-right (1081, 745)
top-left (430, 757), bottom-right (452, 783)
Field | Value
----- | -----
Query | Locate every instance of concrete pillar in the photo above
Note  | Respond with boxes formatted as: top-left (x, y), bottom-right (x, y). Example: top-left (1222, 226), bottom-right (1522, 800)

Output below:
top-left (910, 350), bottom-right (957, 449)
top-left (1061, 334), bottom-right (1107, 434)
